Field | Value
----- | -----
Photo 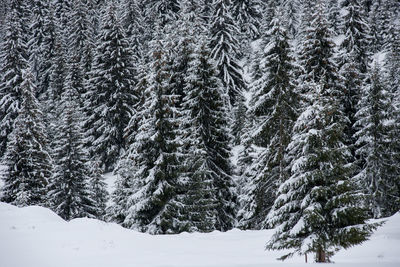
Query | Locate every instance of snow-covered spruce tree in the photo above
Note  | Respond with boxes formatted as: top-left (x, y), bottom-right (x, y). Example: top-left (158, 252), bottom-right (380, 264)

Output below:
top-left (231, 0), bottom-right (262, 59)
top-left (181, 30), bottom-right (237, 232)
top-left (354, 62), bottom-right (400, 218)
top-left (120, 30), bottom-right (185, 234)
top-left (209, 0), bottom-right (246, 106)
top-left (107, 50), bottom-right (148, 226)
top-left (84, 2), bottom-right (138, 172)
top-left (28, 0), bottom-right (51, 96)
top-left (266, 2), bottom-right (378, 261)
top-left (0, 68), bottom-right (51, 207)
top-left (34, 2), bottom-right (56, 99)
top-left (121, 0), bottom-right (147, 59)
top-left (67, 0), bottom-right (95, 81)
top-left (232, 0), bottom-right (261, 40)
top-left (282, 0), bottom-right (300, 38)
top-left (53, 0), bottom-right (71, 36)
top-left (267, 79), bottom-right (378, 262)
top-left (338, 0), bottom-right (372, 154)
top-left (43, 34), bottom-right (67, 140)
top-left (237, 8), bottom-right (298, 230)
top-left (0, 0), bottom-right (29, 157)
top-left (145, 0), bottom-right (180, 27)
top-left (88, 160), bottom-right (109, 220)
top-left (386, 9), bottom-right (400, 97)
top-left (328, 0), bottom-right (340, 34)
top-left (47, 75), bottom-right (96, 221)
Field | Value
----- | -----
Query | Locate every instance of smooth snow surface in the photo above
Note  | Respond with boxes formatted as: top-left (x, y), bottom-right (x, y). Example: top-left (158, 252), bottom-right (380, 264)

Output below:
top-left (0, 202), bottom-right (399, 267)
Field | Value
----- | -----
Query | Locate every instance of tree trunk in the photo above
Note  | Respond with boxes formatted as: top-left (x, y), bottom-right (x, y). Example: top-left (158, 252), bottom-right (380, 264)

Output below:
top-left (316, 247), bottom-right (326, 263)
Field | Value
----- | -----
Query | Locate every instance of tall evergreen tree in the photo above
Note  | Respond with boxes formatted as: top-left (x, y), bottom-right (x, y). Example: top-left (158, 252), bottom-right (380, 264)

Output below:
top-left (84, 2), bottom-right (138, 171)
top-left (0, 0), bottom-right (29, 157)
top-left (68, 0), bottom-right (95, 78)
top-left (209, 0), bottom-right (246, 106)
top-left (238, 7), bottom-right (298, 229)
top-left (266, 2), bottom-right (377, 262)
top-left (120, 33), bottom-right (184, 234)
top-left (47, 75), bottom-right (96, 221)
top-left (338, 0), bottom-right (372, 155)
top-left (354, 62), bottom-right (400, 218)
top-left (267, 80), bottom-right (377, 262)
top-left (0, 68), bottom-right (51, 207)
top-left (232, 0), bottom-right (261, 38)
top-left (181, 32), bottom-right (237, 232)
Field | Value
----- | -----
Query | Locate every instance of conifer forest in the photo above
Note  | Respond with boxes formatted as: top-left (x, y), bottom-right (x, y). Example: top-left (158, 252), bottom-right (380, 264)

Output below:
top-left (0, 0), bottom-right (399, 262)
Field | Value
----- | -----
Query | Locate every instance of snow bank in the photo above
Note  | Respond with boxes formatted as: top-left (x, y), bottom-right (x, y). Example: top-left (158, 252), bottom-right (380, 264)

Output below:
top-left (0, 202), bottom-right (399, 267)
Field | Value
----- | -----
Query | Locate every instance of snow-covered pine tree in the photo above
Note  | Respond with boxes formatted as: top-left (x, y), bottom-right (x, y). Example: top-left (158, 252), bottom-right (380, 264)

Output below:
top-left (47, 72), bottom-right (96, 221)
top-left (53, 0), bottom-right (71, 35)
top-left (328, 0), bottom-right (340, 34)
top-left (386, 6), bottom-right (400, 96)
top-left (0, 0), bottom-right (29, 157)
top-left (0, 68), bottom-right (51, 207)
top-left (232, 0), bottom-right (261, 40)
top-left (267, 79), bottom-right (377, 262)
top-left (145, 0), bottom-right (180, 28)
top-left (43, 34), bottom-right (67, 139)
top-left (338, 0), bottom-right (372, 155)
top-left (84, 2), bottom-right (138, 172)
top-left (120, 29), bottom-right (185, 234)
top-left (354, 62), bottom-right (400, 218)
top-left (282, 0), bottom-right (300, 38)
top-left (35, 2), bottom-right (56, 99)
top-left (88, 160), bottom-right (109, 220)
top-left (266, 2), bottom-right (378, 262)
top-left (180, 24), bottom-right (237, 232)
top-left (209, 0), bottom-right (246, 106)
top-left (28, 0), bottom-right (51, 96)
top-left (238, 7), bottom-right (298, 230)
top-left (121, 0), bottom-right (147, 59)
top-left (67, 0), bottom-right (95, 81)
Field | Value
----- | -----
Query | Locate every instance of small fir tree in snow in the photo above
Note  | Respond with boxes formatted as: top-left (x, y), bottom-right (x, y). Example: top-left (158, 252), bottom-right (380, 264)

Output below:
top-left (84, 2), bottom-right (138, 172)
top-left (0, 68), bottom-right (51, 207)
top-left (267, 80), bottom-right (377, 262)
top-left (47, 79), bottom-right (95, 221)
top-left (266, 2), bottom-right (378, 261)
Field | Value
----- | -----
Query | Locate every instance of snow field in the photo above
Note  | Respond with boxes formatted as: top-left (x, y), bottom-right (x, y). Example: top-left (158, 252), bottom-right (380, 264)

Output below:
top-left (0, 202), bottom-right (399, 267)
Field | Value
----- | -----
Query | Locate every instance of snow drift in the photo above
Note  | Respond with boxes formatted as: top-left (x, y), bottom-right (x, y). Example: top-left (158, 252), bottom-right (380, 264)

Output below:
top-left (0, 202), bottom-right (399, 267)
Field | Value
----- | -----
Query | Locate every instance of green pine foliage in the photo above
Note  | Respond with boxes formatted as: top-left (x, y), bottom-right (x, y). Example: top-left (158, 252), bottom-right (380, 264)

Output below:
top-left (0, 68), bottom-right (51, 207)
top-left (0, 0), bottom-right (29, 157)
top-left (119, 32), bottom-right (185, 234)
top-left (354, 63), bottom-right (400, 218)
top-left (266, 2), bottom-right (378, 261)
top-left (47, 76), bottom-right (96, 221)
top-left (181, 34), bottom-right (236, 232)
top-left (84, 2), bottom-right (138, 172)
top-left (238, 6), bottom-right (298, 229)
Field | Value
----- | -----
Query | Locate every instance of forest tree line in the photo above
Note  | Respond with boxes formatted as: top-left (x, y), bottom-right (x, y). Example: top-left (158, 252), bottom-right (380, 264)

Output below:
top-left (0, 0), bottom-right (399, 261)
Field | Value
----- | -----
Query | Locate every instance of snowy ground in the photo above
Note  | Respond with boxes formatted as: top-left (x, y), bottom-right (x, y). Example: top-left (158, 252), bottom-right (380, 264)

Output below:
top-left (0, 202), bottom-right (399, 267)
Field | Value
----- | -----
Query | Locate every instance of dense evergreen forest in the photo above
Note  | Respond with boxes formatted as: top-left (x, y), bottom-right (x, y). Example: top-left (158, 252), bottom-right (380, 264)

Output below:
top-left (0, 0), bottom-right (399, 262)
